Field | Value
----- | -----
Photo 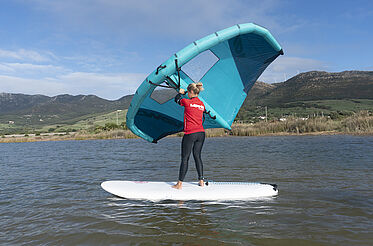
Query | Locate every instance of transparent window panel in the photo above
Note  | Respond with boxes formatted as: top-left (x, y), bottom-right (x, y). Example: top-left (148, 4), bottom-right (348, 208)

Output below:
top-left (181, 50), bottom-right (219, 83)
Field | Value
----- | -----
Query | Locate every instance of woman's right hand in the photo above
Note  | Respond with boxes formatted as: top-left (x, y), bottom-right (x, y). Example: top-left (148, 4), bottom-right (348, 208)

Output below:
top-left (179, 88), bottom-right (186, 94)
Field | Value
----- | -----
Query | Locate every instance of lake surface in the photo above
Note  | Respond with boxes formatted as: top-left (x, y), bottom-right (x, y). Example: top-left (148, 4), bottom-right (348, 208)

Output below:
top-left (1, 135), bottom-right (372, 245)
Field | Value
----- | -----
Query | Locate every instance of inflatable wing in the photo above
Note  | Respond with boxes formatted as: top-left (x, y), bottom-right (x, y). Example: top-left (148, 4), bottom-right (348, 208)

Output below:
top-left (126, 23), bottom-right (283, 143)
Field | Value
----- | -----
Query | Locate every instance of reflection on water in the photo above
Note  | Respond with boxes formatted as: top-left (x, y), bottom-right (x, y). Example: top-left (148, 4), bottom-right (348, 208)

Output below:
top-left (1, 135), bottom-right (373, 245)
top-left (101, 198), bottom-right (280, 245)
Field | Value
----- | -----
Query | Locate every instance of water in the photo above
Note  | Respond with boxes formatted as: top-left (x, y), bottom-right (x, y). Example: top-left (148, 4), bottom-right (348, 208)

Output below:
top-left (1, 135), bottom-right (372, 245)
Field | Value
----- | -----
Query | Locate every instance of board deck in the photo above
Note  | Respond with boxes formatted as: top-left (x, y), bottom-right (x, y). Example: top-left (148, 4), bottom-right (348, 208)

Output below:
top-left (101, 181), bottom-right (278, 201)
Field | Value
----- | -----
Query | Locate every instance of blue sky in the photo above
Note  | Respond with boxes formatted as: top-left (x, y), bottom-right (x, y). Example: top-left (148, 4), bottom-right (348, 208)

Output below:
top-left (0, 0), bottom-right (372, 99)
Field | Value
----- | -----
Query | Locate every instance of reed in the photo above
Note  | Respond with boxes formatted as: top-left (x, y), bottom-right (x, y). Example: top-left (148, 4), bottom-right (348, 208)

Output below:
top-left (205, 128), bottom-right (228, 137)
top-left (340, 111), bottom-right (373, 134)
top-left (229, 112), bottom-right (373, 136)
top-left (0, 129), bottom-right (138, 143)
top-left (229, 118), bottom-right (336, 136)
top-left (1, 112), bottom-right (372, 143)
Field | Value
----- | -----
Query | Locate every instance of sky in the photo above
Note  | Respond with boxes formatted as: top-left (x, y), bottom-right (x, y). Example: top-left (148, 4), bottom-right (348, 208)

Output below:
top-left (0, 0), bottom-right (372, 100)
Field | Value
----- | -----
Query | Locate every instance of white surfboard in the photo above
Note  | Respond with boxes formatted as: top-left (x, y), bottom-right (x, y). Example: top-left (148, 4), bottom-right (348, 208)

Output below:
top-left (101, 181), bottom-right (278, 201)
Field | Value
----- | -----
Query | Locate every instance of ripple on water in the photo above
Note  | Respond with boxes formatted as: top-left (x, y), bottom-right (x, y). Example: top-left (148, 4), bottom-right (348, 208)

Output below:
top-left (0, 136), bottom-right (372, 245)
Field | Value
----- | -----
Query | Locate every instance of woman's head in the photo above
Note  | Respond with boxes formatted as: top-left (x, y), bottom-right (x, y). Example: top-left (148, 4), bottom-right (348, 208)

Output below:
top-left (187, 82), bottom-right (204, 96)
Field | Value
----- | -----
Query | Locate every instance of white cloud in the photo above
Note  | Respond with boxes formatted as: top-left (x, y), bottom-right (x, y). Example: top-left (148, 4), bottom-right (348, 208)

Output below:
top-left (58, 72), bottom-right (146, 97)
top-left (0, 75), bottom-right (67, 96)
top-left (271, 56), bottom-right (327, 72)
top-left (259, 56), bottom-right (328, 83)
top-left (1, 63), bottom-right (65, 72)
top-left (0, 48), bottom-right (146, 99)
top-left (30, 0), bottom-right (285, 38)
top-left (0, 72), bottom-right (146, 100)
top-left (1, 1), bottom-right (322, 98)
top-left (342, 7), bottom-right (373, 20)
top-left (0, 64), bottom-right (15, 73)
top-left (0, 62), bottom-right (69, 80)
top-left (0, 49), bottom-right (55, 62)
top-left (62, 51), bottom-right (144, 73)
top-left (1, 55), bottom-right (328, 99)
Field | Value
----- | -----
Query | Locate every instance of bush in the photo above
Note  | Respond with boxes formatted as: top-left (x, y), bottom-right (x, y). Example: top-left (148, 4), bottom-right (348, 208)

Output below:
top-left (341, 111), bottom-right (373, 133)
top-left (120, 122), bottom-right (128, 130)
top-left (329, 111), bottom-right (341, 120)
top-left (104, 123), bottom-right (119, 130)
top-left (230, 117), bottom-right (339, 136)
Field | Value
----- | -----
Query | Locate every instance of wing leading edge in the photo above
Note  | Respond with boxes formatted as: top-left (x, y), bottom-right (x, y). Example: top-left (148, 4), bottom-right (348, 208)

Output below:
top-left (126, 23), bottom-right (283, 143)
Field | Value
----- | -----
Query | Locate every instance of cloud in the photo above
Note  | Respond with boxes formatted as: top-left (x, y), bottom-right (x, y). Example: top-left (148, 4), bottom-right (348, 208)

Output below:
top-left (0, 62), bottom-right (69, 80)
top-left (0, 49), bottom-right (55, 62)
top-left (30, 0), bottom-right (284, 39)
top-left (0, 75), bottom-right (67, 96)
top-left (342, 7), bottom-right (373, 21)
top-left (0, 64), bottom-right (14, 73)
top-left (62, 51), bottom-right (144, 73)
top-left (1, 55), bottom-right (329, 99)
top-left (259, 56), bottom-right (328, 83)
top-left (0, 72), bottom-right (146, 100)
top-left (2, 0), bottom-right (328, 98)
top-left (0, 63), bottom-right (65, 73)
top-left (0, 47), bottom-right (146, 99)
top-left (58, 72), bottom-right (146, 96)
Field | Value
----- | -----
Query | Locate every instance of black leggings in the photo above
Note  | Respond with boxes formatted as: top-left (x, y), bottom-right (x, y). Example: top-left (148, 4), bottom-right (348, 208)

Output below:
top-left (178, 131), bottom-right (205, 181)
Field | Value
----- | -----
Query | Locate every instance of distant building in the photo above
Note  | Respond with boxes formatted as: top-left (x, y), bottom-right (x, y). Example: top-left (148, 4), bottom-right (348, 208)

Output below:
top-left (8, 121), bottom-right (15, 124)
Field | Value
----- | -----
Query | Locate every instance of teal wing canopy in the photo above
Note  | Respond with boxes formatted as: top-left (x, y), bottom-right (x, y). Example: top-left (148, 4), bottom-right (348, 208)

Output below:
top-left (126, 23), bottom-right (283, 143)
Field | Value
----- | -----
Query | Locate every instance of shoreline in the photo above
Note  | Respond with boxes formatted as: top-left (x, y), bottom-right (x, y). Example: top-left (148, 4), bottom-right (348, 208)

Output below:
top-left (2, 114), bottom-right (372, 143)
top-left (1, 129), bottom-right (372, 143)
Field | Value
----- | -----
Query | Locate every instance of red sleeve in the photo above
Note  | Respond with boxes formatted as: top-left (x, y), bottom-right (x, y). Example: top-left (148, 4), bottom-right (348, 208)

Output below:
top-left (180, 98), bottom-right (186, 106)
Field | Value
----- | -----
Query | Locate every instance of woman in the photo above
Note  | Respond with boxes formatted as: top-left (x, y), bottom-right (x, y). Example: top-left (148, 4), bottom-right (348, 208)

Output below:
top-left (173, 82), bottom-right (205, 189)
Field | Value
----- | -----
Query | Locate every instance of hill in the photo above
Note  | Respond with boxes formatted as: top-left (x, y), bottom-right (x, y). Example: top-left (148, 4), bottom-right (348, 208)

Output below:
top-left (238, 71), bottom-right (373, 121)
top-left (0, 93), bottom-right (133, 134)
top-left (0, 93), bottom-right (133, 115)
top-left (245, 71), bottom-right (373, 106)
top-left (1, 70), bottom-right (373, 134)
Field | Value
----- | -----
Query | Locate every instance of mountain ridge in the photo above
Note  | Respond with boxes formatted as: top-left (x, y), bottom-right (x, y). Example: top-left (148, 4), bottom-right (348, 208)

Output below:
top-left (1, 70), bottom-right (372, 130)
top-left (245, 70), bottom-right (373, 106)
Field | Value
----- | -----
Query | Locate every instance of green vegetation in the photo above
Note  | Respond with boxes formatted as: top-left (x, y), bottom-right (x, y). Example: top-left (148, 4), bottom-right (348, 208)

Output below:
top-left (0, 110), bottom-right (127, 135)
top-left (1, 111), bottom-right (372, 143)
top-left (1, 99), bottom-right (372, 140)
top-left (208, 111), bottom-right (373, 137)
top-left (1, 71), bottom-right (372, 140)
top-left (236, 99), bottom-right (373, 123)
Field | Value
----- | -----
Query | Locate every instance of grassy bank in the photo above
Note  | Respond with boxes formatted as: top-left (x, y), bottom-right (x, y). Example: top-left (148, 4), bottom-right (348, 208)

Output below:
top-left (228, 111), bottom-right (373, 136)
top-left (0, 129), bottom-right (138, 143)
top-left (1, 112), bottom-right (372, 143)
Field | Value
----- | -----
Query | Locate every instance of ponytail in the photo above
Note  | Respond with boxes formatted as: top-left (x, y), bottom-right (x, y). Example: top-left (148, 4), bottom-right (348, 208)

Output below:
top-left (196, 82), bottom-right (204, 92)
top-left (187, 82), bottom-right (204, 95)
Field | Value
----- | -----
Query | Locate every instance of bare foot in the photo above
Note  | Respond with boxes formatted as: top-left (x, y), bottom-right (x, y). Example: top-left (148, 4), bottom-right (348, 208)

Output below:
top-left (198, 180), bottom-right (204, 187)
top-left (172, 181), bottom-right (182, 189)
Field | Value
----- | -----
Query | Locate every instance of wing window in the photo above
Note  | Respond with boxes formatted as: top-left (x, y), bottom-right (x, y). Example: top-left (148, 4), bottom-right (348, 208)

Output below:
top-left (181, 49), bottom-right (219, 82)
top-left (150, 85), bottom-right (178, 104)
